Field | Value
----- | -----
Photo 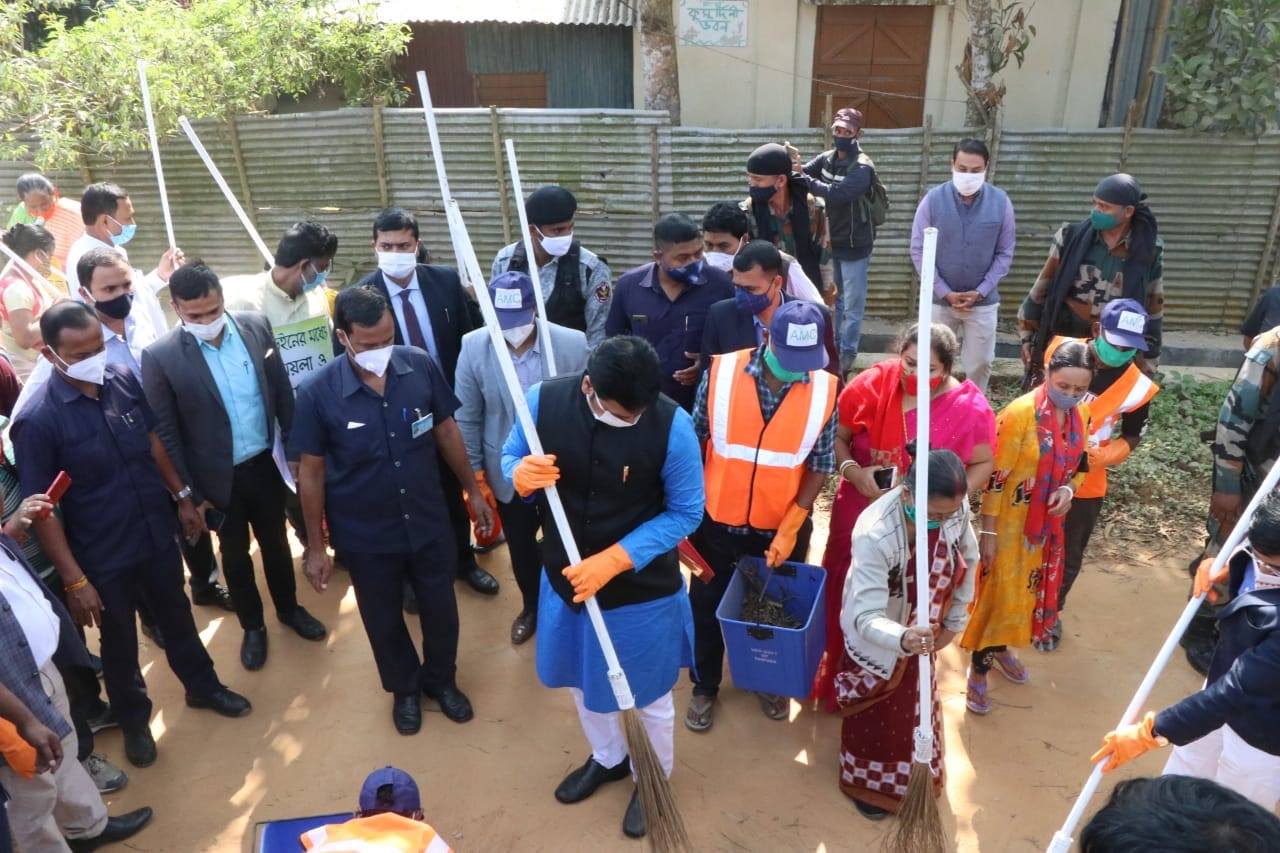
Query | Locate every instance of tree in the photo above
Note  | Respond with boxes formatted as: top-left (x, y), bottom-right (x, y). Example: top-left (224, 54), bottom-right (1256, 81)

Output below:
top-left (1160, 0), bottom-right (1280, 136)
top-left (956, 0), bottom-right (1036, 129)
top-left (639, 0), bottom-right (681, 124)
top-left (0, 0), bottom-right (410, 169)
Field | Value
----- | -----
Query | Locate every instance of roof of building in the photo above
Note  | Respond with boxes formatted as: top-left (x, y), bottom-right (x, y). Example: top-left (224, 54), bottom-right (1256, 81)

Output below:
top-left (369, 0), bottom-right (635, 26)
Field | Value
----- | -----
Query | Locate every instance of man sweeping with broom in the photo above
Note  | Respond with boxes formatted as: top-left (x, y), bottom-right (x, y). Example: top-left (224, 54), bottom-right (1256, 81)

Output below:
top-left (501, 334), bottom-right (704, 842)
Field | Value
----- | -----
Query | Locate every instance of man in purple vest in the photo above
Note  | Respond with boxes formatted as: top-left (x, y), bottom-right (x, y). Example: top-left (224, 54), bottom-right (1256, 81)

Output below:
top-left (909, 138), bottom-right (1016, 392)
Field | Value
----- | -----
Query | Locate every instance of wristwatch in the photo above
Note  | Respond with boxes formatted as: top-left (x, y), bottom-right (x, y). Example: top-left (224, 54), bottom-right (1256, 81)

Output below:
top-left (172, 485), bottom-right (193, 502)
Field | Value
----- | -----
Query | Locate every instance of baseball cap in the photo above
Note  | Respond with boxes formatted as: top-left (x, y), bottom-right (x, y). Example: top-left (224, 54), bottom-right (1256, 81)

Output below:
top-left (358, 766), bottom-right (421, 815)
top-left (831, 108), bottom-right (864, 133)
top-left (488, 270), bottom-right (536, 330)
top-left (1099, 298), bottom-right (1149, 352)
top-left (768, 300), bottom-right (828, 373)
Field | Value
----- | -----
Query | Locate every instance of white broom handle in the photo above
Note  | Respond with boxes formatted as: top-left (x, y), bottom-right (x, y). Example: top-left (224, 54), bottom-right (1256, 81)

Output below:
top-left (911, 227), bottom-right (938, 764)
top-left (503, 138), bottom-right (557, 376)
top-left (1047, 456), bottom-right (1280, 852)
top-left (137, 61), bottom-right (176, 251)
top-left (416, 71), bottom-right (453, 204)
top-left (178, 117), bottom-right (273, 266)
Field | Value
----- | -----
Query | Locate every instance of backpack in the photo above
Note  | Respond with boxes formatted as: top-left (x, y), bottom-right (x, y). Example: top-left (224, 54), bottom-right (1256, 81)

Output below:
top-left (855, 150), bottom-right (889, 228)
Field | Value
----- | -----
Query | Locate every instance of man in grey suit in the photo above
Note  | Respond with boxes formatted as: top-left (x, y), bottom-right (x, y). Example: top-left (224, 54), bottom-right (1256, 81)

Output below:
top-left (142, 263), bottom-right (326, 672)
top-left (454, 271), bottom-right (589, 644)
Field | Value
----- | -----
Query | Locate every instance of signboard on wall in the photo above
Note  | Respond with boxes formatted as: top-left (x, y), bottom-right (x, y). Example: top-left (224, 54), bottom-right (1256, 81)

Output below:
top-left (678, 0), bottom-right (748, 48)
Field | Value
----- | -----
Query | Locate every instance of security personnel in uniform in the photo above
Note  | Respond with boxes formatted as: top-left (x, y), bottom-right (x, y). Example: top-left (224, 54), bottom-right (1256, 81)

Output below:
top-left (292, 287), bottom-right (495, 735)
top-left (491, 186), bottom-right (613, 349)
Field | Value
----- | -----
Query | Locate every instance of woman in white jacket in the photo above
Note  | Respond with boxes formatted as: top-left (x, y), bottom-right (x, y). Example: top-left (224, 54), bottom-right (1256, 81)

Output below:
top-left (835, 449), bottom-right (978, 821)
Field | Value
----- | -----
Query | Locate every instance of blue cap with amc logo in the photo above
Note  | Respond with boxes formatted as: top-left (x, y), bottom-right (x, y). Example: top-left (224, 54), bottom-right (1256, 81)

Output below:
top-left (768, 300), bottom-right (828, 373)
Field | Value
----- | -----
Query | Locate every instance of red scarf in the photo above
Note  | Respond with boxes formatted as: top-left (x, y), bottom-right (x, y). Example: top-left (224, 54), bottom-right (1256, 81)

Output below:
top-left (841, 358), bottom-right (911, 473)
top-left (1024, 385), bottom-right (1086, 643)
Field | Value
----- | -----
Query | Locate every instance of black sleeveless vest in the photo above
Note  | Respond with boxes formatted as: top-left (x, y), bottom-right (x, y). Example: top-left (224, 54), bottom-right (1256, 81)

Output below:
top-left (509, 241), bottom-right (588, 332)
top-left (535, 374), bottom-right (681, 610)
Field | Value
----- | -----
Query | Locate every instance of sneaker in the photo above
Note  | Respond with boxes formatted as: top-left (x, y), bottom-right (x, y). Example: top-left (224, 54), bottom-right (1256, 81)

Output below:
top-left (85, 703), bottom-right (118, 734)
top-left (82, 752), bottom-right (128, 793)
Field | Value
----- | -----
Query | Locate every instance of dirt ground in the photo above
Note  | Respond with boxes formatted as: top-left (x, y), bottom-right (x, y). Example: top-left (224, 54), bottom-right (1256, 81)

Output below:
top-left (83, 511), bottom-right (1205, 853)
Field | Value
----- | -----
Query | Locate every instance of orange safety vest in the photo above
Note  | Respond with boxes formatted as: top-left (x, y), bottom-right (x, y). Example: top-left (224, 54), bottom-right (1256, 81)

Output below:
top-left (704, 348), bottom-right (836, 529)
top-left (1046, 336), bottom-right (1159, 499)
top-left (301, 812), bottom-right (453, 853)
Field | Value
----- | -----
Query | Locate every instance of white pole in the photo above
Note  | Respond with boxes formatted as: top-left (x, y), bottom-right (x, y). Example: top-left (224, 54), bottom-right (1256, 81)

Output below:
top-left (503, 138), bottom-right (557, 376)
top-left (177, 116), bottom-right (274, 266)
top-left (137, 61), bottom-right (176, 251)
top-left (415, 70), bottom-right (452, 204)
top-left (912, 227), bottom-right (938, 767)
top-left (1047, 458), bottom-right (1280, 852)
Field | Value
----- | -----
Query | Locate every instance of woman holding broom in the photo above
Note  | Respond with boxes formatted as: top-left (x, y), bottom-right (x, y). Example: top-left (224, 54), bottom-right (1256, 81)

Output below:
top-left (960, 339), bottom-right (1094, 714)
top-left (836, 449), bottom-right (978, 820)
top-left (814, 323), bottom-right (994, 711)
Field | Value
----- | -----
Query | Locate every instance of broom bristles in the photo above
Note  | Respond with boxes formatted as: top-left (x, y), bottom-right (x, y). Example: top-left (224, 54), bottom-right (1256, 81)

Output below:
top-left (886, 761), bottom-right (946, 853)
top-left (622, 708), bottom-right (691, 853)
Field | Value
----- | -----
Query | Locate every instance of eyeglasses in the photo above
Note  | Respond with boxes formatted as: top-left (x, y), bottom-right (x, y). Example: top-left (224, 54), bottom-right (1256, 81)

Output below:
top-left (1244, 546), bottom-right (1280, 575)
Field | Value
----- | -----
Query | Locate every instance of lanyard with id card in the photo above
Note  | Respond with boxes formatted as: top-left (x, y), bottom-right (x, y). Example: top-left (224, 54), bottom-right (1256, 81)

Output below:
top-left (405, 406), bottom-right (434, 439)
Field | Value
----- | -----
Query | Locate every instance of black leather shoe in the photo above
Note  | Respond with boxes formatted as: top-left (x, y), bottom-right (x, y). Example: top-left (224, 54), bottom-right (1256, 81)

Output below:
top-left (241, 628), bottom-right (268, 671)
top-left (186, 687), bottom-right (252, 718)
top-left (554, 756), bottom-right (631, 804)
top-left (280, 606), bottom-right (327, 641)
top-left (623, 788), bottom-right (646, 839)
top-left (460, 565), bottom-right (500, 595)
top-left (139, 620), bottom-right (165, 649)
top-left (511, 611), bottom-right (536, 645)
top-left (472, 531), bottom-right (506, 554)
top-left (123, 727), bottom-right (156, 768)
top-left (393, 693), bottom-right (421, 735)
top-left (68, 806), bottom-right (153, 851)
top-left (424, 683), bottom-right (473, 723)
top-left (191, 583), bottom-right (236, 612)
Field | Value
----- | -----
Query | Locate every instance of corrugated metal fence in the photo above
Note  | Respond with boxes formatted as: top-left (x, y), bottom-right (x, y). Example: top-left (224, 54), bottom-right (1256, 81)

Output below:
top-left (4, 108), bottom-right (1278, 330)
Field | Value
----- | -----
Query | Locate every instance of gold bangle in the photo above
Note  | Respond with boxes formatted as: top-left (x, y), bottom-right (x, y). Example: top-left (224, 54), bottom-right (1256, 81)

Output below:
top-left (64, 576), bottom-right (89, 593)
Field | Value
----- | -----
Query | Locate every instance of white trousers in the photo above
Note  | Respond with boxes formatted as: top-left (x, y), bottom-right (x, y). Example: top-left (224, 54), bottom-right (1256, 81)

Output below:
top-left (0, 663), bottom-right (108, 852)
top-left (935, 302), bottom-right (999, 393)
top-left (1162, 723), bottom-right (1280, 811)
top-left (570, 688), bottom-right (675, 779)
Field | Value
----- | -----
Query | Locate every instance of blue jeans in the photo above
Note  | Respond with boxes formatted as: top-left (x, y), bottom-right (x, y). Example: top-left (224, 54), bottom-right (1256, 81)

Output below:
top-left (833, 255), bottom-right (870, 366)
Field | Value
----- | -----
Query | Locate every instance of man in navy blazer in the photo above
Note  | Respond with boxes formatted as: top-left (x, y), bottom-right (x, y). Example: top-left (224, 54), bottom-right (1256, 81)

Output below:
top-left (348, 208), bottom-right (499, 598)
top-left (1091, 491), bottom-right (1280, 810)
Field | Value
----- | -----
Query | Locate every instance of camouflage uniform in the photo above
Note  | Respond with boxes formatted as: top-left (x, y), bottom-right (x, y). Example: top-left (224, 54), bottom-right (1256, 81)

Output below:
top-left (739, 193), bottom-right (835, 290)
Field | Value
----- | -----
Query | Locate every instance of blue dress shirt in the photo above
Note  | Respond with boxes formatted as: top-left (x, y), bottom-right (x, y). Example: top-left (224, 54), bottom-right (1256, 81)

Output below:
top-left (195, 315), bottom-right (270, 464)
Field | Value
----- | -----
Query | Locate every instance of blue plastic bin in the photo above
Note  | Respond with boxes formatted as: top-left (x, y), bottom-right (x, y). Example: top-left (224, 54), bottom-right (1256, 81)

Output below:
top-left (715, 558), bottom-right (827, 699)
top-left (255, 812), bottom-right (352, 852)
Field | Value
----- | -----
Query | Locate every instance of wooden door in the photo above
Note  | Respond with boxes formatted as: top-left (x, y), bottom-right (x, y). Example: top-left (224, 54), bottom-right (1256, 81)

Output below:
top-left (810, 5), bottom-right (932, 128)
top-left (398, 23), bottom-right (475, 107)
top-left (474, 72), bottom-right (549, 108)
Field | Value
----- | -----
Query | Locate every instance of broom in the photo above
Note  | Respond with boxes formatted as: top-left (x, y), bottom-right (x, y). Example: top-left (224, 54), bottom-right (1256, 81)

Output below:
top-left (416, 72), bottom-right (690, 853)
top-left (1046, 456), bottom-right (1280, 852)
top-left (889, 226), bottom-right (947, 853)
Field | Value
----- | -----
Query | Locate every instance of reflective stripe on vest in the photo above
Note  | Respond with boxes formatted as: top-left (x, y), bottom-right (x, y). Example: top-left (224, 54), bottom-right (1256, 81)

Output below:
top-left (301, 813), bottom-right (452, 853)
top-left (705, 348), bottom-right (835, 528)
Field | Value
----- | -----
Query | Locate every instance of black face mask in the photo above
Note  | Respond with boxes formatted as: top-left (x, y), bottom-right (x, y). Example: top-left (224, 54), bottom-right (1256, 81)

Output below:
top-left (748, 185), bottom-right (778, 204)
top-left (833, 136), bottom-right (856, 153)
top-left (94, 292), bottom-right (134, 321)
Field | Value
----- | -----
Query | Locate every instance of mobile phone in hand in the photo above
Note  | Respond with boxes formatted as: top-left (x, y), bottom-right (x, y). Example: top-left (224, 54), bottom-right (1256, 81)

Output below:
top-left (39, 471), bottom-right (72, 519)
top-left (873, 467), bottom-right (895, 491)
top-left (204, 507), bottom-right (228, 532)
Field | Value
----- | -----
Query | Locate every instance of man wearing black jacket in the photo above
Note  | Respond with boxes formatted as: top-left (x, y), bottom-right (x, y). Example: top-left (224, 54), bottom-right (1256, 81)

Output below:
top-left (354, 208), bottom-right (499, 597)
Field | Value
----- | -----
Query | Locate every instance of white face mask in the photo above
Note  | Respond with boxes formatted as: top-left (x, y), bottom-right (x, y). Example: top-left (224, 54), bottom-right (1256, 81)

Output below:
top-left (503, 323), bottom-right (535, 347)
top-left (57, 350), bottom-right (108, 385)
top-left (536, 228), bottom-right (573, 258)
top-left (377, 251), bottom-right (417, 280)
top-left (704, 251), bottom-right (735, 272)
top-left (349, 344), bottom-right (393, 378)
top-left (588, 390), bottom-right (640, 428)
top-left (183, 314), bottom-right (227, 342)
top-left (951, 170), bottom-right (986, 197)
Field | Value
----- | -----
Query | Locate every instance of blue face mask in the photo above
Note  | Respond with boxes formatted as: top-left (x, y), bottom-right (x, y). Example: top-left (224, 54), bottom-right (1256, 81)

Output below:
top-left (735, 284), bottom-right (773, 316)
top-left (903, 502), bottom-right (941, 531)
top-left (833, 136), bottom-right (856, 153)
top-left (302, 263), bottom-right (329, 293)
top-left (665, 259), bottom-right (705, 286)
top-left (108, 216), bottom-right (136, 247)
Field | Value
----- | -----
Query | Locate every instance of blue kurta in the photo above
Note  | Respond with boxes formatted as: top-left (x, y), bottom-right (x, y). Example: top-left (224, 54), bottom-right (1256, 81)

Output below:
top-left (501, 383), bottom-right (705, 712)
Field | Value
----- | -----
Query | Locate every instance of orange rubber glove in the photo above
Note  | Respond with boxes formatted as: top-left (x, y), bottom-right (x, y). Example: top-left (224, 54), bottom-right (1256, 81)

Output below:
top-left (1088, 439), bottom-right (1132, 471)
top-left (1192, 556), bottom-right (1231, 602)
top-left (1090, 711), bottom-right (1165, 774)
top-left (562, 543), bottom-right (634, 603)
top-left (512, 454), bottom-right (560, 498)
top-left (765, 504), bottom-right (811, 567)
top-left (0, 719), bottom-right (37, 778)
top-left (470, 469), bottom-right (498, 510)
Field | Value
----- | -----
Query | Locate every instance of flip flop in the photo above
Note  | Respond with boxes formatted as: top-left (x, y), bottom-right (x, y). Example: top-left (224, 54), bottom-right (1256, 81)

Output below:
top-left (757, 692), bottom-right (789, 720)
top-left (992, 650), bottom-right (1029, 684)
top-left (684, 695), bottom-right (714, 732)
top-left (965, 673), bottom-right (991, 715)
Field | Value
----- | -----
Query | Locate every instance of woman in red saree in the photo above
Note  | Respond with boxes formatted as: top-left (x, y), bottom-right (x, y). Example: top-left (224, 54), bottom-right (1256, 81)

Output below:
top-left (814, 324), bottom-right (995, 711)
top-left (836, 450), bottom-right (978, 819)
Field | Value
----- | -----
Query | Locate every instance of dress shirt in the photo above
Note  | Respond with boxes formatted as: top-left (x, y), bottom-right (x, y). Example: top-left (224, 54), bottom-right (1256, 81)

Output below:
top-left (195, 315), bottom-right (270, 464)
top-left (385, 273), bottom-right (440, 366)
top-left (492, 242), bottom-right (614, 349)
top-left (0, 541), bottom-right (58, 669)
top-left (290, 346), bottom-right (460, 554)
top-left (102, 307), bottom-right (162, 378)
top-left (65, 232), bottom-right (169, 333)
top-left (510, 338), bottom-right (542, 393)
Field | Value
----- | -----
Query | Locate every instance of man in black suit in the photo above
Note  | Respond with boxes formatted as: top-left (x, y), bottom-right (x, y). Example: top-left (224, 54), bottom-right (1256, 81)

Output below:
top-left (701, 240), bottom-right (840, 378)
top-left (143, 264), bottom-right (326, 672)
top-left (350, 208), bottom-right (499, 598)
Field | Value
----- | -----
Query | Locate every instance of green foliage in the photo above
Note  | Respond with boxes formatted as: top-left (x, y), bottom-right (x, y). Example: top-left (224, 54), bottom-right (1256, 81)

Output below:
top-left (1161, 0), bottom-right (1280, 136)
top-left (0, 0), bottom-right (411, 169)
